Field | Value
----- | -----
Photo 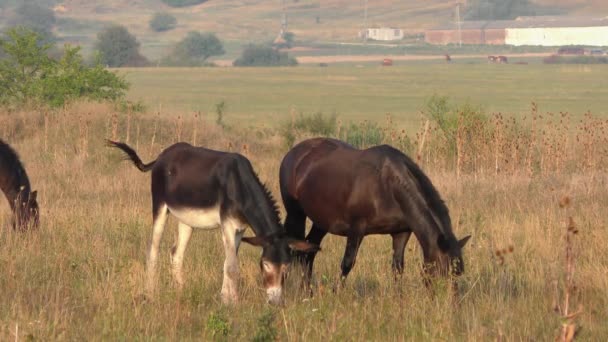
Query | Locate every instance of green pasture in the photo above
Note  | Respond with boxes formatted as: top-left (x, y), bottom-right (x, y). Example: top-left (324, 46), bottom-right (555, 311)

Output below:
top-left (125, 64), bottom-right (608, 130)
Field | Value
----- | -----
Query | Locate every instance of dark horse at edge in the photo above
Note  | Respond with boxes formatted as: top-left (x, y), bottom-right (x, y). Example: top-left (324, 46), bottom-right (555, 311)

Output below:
top-left (280, 138), bottom-right (470, 290)
top-left (0, 139), bottom-right (39, 230)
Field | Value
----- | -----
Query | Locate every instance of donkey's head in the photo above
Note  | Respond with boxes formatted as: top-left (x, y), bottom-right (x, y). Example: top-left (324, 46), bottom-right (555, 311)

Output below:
top-left (242, 234), bottom-right (319, 305)
top-left (14, 190), bottom-right (39, 230)
top-left (426, 234), bottom-right (471, 278)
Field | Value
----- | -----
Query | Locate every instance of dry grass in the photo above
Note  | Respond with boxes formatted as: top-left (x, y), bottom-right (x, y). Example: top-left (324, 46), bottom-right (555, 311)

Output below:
top-left (1, 102), bottom-right (607, 340)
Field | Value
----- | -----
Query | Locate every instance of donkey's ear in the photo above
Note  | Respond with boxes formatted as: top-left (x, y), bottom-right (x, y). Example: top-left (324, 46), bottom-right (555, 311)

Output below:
top-left (458, 235), bottom-right (471, 249)
top-left (30, 190), bottom-right (38, 201)
top-left (241, 236), bottom-right (269, 247)
top-left (437, 235), bottom-right (450, 252)
top-left (287, 239), bottom-right (320, 253)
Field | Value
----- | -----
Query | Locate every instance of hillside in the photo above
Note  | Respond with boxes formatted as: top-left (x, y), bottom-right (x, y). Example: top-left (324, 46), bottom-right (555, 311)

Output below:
top-left (6, 0), bottom-right (608, 59)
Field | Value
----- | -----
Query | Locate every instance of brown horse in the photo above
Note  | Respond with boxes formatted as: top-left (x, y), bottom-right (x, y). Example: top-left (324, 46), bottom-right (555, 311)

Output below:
top-left (279, 138), bottom-right (470, 290)
top-left (0, 139), bottom-right (39, 231)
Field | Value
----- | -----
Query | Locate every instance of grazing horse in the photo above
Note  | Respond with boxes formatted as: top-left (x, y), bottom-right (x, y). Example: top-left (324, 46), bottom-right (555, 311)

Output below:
top-left (107, 141), bottom-right (316, 305)
top-left (497, 55), bottom-right (508, 64)
top-left (0, 139), bottom-right (39, 230)
top-left (279, 138), bottom-right (470, 290)
top-left (487, 55), bottom-right (497, 63)
top-left (444, 54), bottom-right (452, 63)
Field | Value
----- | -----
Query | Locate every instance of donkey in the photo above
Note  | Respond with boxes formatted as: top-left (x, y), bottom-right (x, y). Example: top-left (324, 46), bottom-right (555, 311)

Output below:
top-left (107, 141), bottom-right (317, 305)
top-left (0, 139), bottom-right (39, 231)
top-left (279, 138), bottom-right (470, 291)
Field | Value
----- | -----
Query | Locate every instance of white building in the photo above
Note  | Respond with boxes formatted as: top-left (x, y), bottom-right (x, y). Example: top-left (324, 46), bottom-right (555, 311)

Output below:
top-left (362, 27), bottom-right (404, 41)
top-left (505, 17), bottom-right (608, 46)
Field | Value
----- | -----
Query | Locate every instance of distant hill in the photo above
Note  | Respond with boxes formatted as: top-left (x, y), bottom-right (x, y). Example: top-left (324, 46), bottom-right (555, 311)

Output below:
top-left (4, 0), bottom-right (607, 59)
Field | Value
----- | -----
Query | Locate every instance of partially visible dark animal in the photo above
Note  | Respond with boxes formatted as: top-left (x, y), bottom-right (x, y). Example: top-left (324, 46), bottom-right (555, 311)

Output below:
top-left (0, 139), bottom-right (39, 231)
top-left (279, 138), bottom-right (470, 291)
top-left (487, 55), bottom-right (497, 63)
top-left (444, 54), bottom-right (452, 63)
top-left (497, 55), bottom-right (508, 63)
top-left (107, 140), bottom-right (316, 305)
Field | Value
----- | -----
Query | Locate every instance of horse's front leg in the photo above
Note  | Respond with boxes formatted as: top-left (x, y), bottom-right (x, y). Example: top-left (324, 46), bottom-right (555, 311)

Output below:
top-left (220, 221), bottom-right (244, 304)
top-left (391, 231), bottom-right (412, 280)
top-left (170, 222), bottom-right (193, 289)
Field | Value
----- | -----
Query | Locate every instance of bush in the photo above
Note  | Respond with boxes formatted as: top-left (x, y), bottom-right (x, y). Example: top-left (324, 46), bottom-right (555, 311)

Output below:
top-left (149, 12), bottom-right (177, 32)
top-left (163, 31), bottom-right (224, 66)
top-left (280, 112), bottom-right (336, 148)
top-left (0, 27), bottom-right (129, 107)
top-left (233, 45), bottom-right (298, 67)
top-left (465, 0), bottom-right (536, 20)
top-left (94, 25), bottom-right (149, 67)
top-left (161, 0), bottom-right (207, 7)
top-left (338, 121), bottom-right (384, 149)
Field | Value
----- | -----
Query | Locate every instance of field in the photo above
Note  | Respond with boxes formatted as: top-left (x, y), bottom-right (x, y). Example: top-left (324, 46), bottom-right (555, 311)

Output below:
top-left (1, 64), bottom-right (608, 340)
top-left (124, 64), bottom-right (608, 128)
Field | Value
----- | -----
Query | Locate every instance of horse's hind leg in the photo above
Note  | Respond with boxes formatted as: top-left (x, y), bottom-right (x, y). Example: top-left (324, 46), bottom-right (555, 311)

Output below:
top-left (302, 223), bottom-right (327, 294)
top-left (283, 198), bottom-right (307, 240)
top-left (340, 234), bottom-right (363, 283)
top-left (170, 222), bottom-right (193, 289)
top-left (391, 231), bottom-right (412, 280)
top-left (146, 202), bottom-right (169, 296)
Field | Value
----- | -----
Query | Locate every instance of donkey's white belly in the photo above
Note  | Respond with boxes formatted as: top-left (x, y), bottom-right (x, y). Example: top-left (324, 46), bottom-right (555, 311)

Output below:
top-left (169, 206), bottom-right (221, 230)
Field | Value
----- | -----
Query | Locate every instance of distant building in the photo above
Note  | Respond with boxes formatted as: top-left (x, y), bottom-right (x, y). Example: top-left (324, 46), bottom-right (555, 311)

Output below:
top-left (425, 16), bottom-right (608, 46)
top-left (361, 27), bottom-right (404, 41)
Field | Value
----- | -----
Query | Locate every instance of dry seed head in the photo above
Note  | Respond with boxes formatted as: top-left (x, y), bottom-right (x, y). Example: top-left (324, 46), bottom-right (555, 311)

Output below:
top-left (559, 196), bottom-right (571, 208)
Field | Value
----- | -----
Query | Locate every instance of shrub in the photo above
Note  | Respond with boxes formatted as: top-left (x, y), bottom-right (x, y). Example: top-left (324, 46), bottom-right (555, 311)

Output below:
top-left (149, 12), bottom-right (177, 32)
top-left (339, 121), bottom-right (384, 148)
top-left (161, 0), bottom-right (207, 7)
top-left (543, 55), bottom-right (608, 64)
top-left (252, 310), bottom-right (277, 342)
top-left (233, 45), bottom-right (298, 67)
top-left (280, 112), bottom-right (336, 148)
top-left (94, 25), bottom-right (149, 67)
top-left (0, 27), bottom-right (129, 107)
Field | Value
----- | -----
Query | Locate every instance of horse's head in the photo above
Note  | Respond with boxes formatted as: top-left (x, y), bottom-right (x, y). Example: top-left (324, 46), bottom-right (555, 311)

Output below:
top-left (15, 190), bottom-right (39, 230)
top-left (242, 234), bottom-right (319, 305)
top-left (426, 234), bottom-right (471, 278)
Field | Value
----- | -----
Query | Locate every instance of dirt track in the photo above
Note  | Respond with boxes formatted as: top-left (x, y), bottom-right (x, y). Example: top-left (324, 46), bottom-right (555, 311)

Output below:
top-left (214, 53), bottom-right (550, 66)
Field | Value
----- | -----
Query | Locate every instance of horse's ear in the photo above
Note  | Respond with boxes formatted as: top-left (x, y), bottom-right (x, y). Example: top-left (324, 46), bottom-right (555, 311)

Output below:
top-left (458, 235), bottom-right (471, 249)
top-left (30, 191), bottom-right (38, 201)
top-left (437, 235), bottom-right (450, 252)
top-left (241, 236), bottom-right (269, 247)
top-left (287, 239), bottom-right (320, 253)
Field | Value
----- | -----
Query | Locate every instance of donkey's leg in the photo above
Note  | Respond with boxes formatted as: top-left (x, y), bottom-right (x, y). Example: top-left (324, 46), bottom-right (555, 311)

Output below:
top-left (340, 234), bottom-right (364, 283)
top-left (170, 221), bottom-right (193, 289)
top-left (391, 231), bottom-right (412, 280)
top-left (146, 203), bottom-right (169, 296)
top-left (220, 220), bottom-right (244, 304)
top-left (302, 224), bottom-right (327, 292)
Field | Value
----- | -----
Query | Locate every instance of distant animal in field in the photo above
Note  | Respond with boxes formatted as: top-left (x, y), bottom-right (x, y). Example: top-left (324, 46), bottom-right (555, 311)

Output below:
top-left (0, 139), bottom-right (39, 231)
top-left (488, 55), bottom-right (508, 64)
top-left (444, 54), bottom-right (452, 63)
top-left (279, 138), bottom-right (470, 292)
top-left (382, 58), bottom-right (393, 66)
top-left (107, 140), bottom-right (317, 305)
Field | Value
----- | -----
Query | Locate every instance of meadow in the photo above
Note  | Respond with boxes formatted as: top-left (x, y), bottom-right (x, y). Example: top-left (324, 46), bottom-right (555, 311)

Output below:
top-left (124, 64), bottom-right (608, 129)
top-left (1, 64), bottom-right (608, 340)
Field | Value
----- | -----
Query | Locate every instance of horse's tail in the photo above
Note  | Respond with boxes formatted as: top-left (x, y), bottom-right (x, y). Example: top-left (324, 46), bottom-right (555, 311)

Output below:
top-left (106, 140), bottom-right (156, 172)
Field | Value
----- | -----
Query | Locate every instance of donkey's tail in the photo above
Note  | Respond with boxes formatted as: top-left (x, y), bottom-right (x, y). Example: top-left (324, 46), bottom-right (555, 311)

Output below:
top-left (106, 140), bottom-right (156, 172)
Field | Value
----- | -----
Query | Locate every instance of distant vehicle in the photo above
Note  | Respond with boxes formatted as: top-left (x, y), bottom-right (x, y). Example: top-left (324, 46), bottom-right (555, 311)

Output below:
top-left (382, 58), bottom-right (393, 66)
top-left (557, 47), bottom-right (586, 55)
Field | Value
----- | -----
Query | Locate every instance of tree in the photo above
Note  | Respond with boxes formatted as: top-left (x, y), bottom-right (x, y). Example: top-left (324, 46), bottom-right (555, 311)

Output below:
top-left (149, 12), bottom-right (177, 32)
top-left (233, 45), bottom-right (298, 67)
top-left (465, 0), bottom-right (536, 20)
top-left (164, 31), bottom-right (224, 66)
top-left (11, 0), bottom-right (57, 43)
top-left (0, 27), bottom-right (129, 107)
top-left (94, 25), bottom-right (149, 67)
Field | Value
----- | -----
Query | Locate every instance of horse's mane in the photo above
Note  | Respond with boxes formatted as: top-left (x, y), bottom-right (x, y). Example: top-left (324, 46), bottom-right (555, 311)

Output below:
top-left (234, 155), bottom-right (283, 235)
top-left (382, 145), bottom-right (453, 238)
top-left (0, 139), bottom-right (31, 196)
